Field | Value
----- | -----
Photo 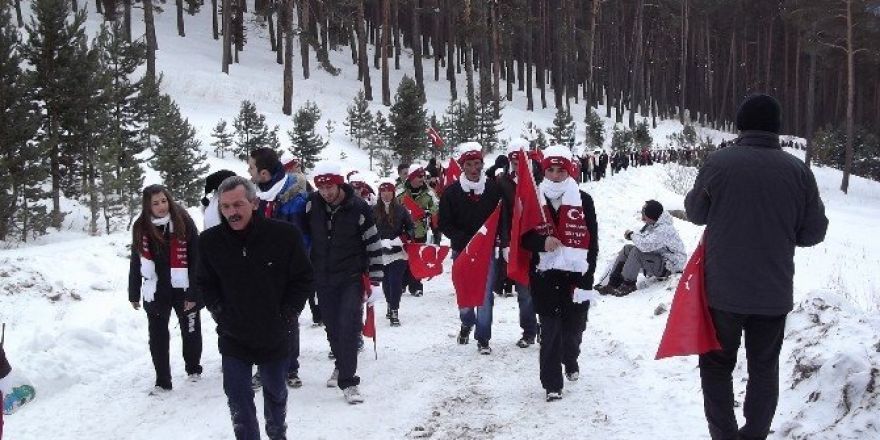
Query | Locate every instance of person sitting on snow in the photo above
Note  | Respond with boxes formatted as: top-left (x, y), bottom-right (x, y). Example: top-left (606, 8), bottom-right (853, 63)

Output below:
top-left (596, 200), bottom-right (686, 297)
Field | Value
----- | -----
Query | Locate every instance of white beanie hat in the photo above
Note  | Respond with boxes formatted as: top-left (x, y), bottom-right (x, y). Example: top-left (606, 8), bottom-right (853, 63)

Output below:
top-left (457, 141), bottom-right (483, 163)
top-left (507, 138), bottom-right (531, 156)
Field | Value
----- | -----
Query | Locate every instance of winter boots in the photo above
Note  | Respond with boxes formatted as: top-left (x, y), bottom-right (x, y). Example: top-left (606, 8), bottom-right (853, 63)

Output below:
top-left (477, 340), bottom-right (492, 355)
top-left (612, 281), bottom-right (638, 297)
top-left (545, 390), bottom-right (562, 402)
top-left (286, 371), bottom-right (302, 388)
top-left (389, 309), bottom-right (401, 327)
top-left (343, 385), bottom-right (364, 404)
top-left (457, 324), bottom-right (472, 344)
top-left (326, 368), bottom-right (339, 388)
top-left (516, 335), bottom-right (536, 348)
top-left (596, 262), bottom-right (626, 295)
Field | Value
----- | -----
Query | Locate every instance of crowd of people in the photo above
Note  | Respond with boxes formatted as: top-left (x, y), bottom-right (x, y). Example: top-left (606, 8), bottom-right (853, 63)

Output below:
top-left (123, 94), bottom-right (827, 440)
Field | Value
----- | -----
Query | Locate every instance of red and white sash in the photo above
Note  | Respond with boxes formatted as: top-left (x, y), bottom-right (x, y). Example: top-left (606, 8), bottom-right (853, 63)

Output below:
top-left (140, 219), bottom-right (189, 302)
top-left (536, 178), bottom-right (591, 274)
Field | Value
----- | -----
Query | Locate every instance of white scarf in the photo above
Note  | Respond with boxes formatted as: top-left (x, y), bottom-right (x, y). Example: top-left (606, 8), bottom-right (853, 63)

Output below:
top-left (256, 176), bottom-right (287, 201)
top-left (459, 173), bottom-right (487, 195)
top-left (151, 215), bottom-right (171, 227)
top-left (536, 177), bottom-right (591, 274)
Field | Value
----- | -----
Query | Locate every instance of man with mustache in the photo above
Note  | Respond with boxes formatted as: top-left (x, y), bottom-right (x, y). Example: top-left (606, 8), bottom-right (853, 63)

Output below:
top-left (198, 176), bottom-right (314, 440)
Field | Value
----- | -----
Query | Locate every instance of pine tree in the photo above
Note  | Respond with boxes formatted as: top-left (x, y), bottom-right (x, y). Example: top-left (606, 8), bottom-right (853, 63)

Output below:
top-left (0, 5), bottom-right (46, 240)
top-left (268, 125), bottom-right (282, 151)
top-left (233, 100), bottom-right (271, 159)
top-left (667, 124), bottom-right (697, 150)
top-left (632, 120), bottom-right (653, 150)
top-left (440, 100), bottom-right (478, 153)
top-left (22, 0), bottom-right (89, 228)
top-left (610, 125), bottom-right (633, 152)
top-left (211, 119), bottom-right (234, 157)
top-left (151, 95), bottom-right (209, 206)
top-left (139, 73), bottom-right (164, 153)
top-left (548, 107), bottom-right (576, 146)
top-left (288, 100), bottom-right (325, 170)
top-left (474, 90), bottom-right (503, 153)
top-left (584, 108), bottom-right (605, 149)
top-left (95, 22), bottom-right (146, 230)
top-left (377, 152), bottom-right (393, 177)
top-left (388, 75), bottom-right (427, 163)
top-left (344, 89), bottom-right (374, 149)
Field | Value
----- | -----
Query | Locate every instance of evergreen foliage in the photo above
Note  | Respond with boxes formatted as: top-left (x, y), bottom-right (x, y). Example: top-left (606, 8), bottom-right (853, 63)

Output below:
top-left (151, 95), bottom-right (209, 206)
top-left (548, 107), bottom-right (576, 147)
top-left (388, 75), bottom-right (427, 163)
top-left (288, 100), bottom-right (325, 170)
top-left (584, 108), bottom-right (605, 149)
top-left (233, 100), bottom-right (271, 159)
top-left (211, 119), bottom-right (234, 158)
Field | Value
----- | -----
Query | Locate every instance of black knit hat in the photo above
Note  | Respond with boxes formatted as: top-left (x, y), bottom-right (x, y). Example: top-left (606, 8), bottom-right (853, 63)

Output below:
top-left (642, 200), bottom-right (664, 222)
top-left (204, 169), bottom-right (237, 195)
top-left (736, 94), bottom-right (782, 134)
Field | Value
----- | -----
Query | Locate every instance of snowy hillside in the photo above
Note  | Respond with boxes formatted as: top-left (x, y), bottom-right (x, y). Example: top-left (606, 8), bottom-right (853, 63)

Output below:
top-left (3, 3), bottom-right (879, 440)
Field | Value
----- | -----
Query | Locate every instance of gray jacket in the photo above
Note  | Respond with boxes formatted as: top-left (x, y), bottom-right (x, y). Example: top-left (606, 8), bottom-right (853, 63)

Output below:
top-left (685, 131), bottom-right (828, 315)
top-left (631, 210), bottom-right (687, 272)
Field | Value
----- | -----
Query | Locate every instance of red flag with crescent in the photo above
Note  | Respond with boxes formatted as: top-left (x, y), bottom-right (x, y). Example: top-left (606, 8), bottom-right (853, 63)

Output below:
top-left (655, 233), bottom-right (721, 359)
top-left (508, 149), bottom-right (546, 286)
top-left (360, 274), bottom-right (376, 342)
top-left (441, 158), bottom-right (461, 190)
top-left (426, 126), bottom-right (445, 148)
top-left (452, 204), bottom-right (501, 308)
top-left (402, 195), bottom-right (426, 221)
top-left (404, 243), bottom-right (451, 279)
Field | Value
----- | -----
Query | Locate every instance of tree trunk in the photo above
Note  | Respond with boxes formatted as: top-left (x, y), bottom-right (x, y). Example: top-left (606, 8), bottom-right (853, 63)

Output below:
top-left (300, 0), bottom-right (311, 79)
top-left (585, 0), bottom-right (599, 111)
top-left (804, 47), bottom-right (817, 167)
top-left (841, 0), bottom-right (855, 194)
top-left (433, 0), bottom-right (441, 82)
top-left (49, 116), bottom-right (62, 229)
top-left (212, 0), bottom-right (219, 40)
top-left (538, 0), bottom-right (547, 109)
top-left (491, 0), bottom-right (500, 113)
top-left (176, 0), bottom-right (185, 37)
top-left (14, 0), bottom-right (23, 27)
top-left (235, 0), bottom-right (243, 62)
top-left (276, 6), bottom-right (284, 64)
top-left (145, 0), bottom-right (157, 78)
top-left (446, 0), bottom-right (456, 100)
top-left (283, 0), bottom-right (294, 115)
top-left (356, 0), bottom-right (373, 101)
top-left (96, 0), bottom-right (104, 17)
top-left (679, 0), bottom-right (688, 123)
top-left (71, 0), bottom-right (78, 12)
top-left (526, 12), bottom-right (533, 111)
top-left (628, 0), bottom-right (644, 128)
top-left (393, 0), bottom-right (401, 69)
top-left (123, 0), bottom-right (131, 41)
top-left (463, 0), bottom-right (475, 107)
top-left (381, 0), bottom-right (390, 105)
top-left (412, 0), bottom-right (425, 95)
top-left (268, 8), bottom-right (277, 51)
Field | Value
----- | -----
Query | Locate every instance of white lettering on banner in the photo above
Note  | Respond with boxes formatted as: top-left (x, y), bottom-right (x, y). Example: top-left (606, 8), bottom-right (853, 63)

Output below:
top-left (187, 313), bottom-right (197, 333)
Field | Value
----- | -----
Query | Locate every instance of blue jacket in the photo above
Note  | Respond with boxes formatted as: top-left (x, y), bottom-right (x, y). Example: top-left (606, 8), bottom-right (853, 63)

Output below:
top-left (259, 171), bottom-right (312, 249)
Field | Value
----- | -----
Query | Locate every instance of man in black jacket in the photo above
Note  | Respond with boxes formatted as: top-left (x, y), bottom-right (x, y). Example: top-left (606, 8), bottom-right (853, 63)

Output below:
top-left (305, 161), bottom-right (384, 405)
top-left (439, 142), bottom-right (503, 354)
top-left (685, 94), bottom-right (828, 440)
top-left (198, 176), bottom-right (314, 440)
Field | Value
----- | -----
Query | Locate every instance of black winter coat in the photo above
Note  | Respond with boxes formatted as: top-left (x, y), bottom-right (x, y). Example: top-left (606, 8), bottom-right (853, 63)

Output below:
top-left (128, 215), bottom-right (201, 309)
top-left (521, 191), bottom-right (599, 316)
top-left (438, 179), bottom-right (503, 252)
top-left (197, 215), bottom-right (314, 364)
top-left (685, 131), bottom-right (828, 316)
top-left (305, 184), bottom-right (384, 286)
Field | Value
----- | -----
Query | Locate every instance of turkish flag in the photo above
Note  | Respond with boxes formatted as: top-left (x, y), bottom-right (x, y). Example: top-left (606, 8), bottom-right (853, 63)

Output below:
top-left (452, 204), bottom-right (501, 308)
top-left (442, 158), bottom-right (461, 189)
top-left (655, 233), bottom-right (722, 359)
top-left (426, 126), bottom-right (445, 148)
top-left (402, 195), bottom-right (426, 221)
top-left (404, 243), bottom-right (451, 279)
top-left (360, 275), bottom-right (376, 342)
top-left (508, 149), bottom-right (545, 286)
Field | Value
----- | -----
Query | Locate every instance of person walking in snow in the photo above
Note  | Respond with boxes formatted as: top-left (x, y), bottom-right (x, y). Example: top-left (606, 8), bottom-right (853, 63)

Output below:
top-left (198, 176), bottom-right (313, 440)
top-left (201, 169), bottom-right (237, 230)
top-left (374, 179), bottom-right (415, 326)
top-left (247, 147), bottom-right (311, 390)
top-left (305, 162), bottom-right (384, 404)
top-left (519, 146), bottom-right (598, 402)
top-left (399, 164), bottom-right (438, 297)
top-left (496, 138), bottom-right (540, 348)
top-left (595, 200), bottom-right (687, 297)
top-left (129, 185), bottom-right (203, 393)
top-left (685, 94), bottom-right (828, 440)
top-left (439, 142), bottom-right (503, 355)
top-left (348, 171), bottom-right (377, 206)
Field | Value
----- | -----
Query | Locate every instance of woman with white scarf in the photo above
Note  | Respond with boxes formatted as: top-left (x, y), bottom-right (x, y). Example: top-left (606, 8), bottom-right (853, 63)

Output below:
top-left (520, 145), bottom-right (599, 402)
top-left (128, 185), bottom-right (203, 394)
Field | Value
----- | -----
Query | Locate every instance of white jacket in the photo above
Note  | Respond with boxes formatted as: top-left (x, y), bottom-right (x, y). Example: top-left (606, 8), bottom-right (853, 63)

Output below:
top-left (631, 211), bottom-right (687, 272)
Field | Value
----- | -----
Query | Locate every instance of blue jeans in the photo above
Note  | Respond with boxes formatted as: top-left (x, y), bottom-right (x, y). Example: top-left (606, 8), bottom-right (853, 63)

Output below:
top-left (516, 283), bottom-right (538, 339)
top-left (222, 355), bottom-right (288, 440)
top-left (317, 280), bottom-right (362, 389)
top-left (454, 252), bottom-right (496, 343)
top-left (382, 259), bottom-right (407, 310)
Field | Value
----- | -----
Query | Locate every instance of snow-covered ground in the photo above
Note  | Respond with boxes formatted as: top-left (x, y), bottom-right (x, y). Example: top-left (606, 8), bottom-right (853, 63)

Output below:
top-left (3, 3), bottom-right (879, 439)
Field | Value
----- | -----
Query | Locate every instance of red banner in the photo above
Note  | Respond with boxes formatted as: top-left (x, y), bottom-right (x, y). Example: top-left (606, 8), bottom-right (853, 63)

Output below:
top-left (402, 195), bottom-right (426, 221)
top-left (655, 234), bottom-right (721, 360)
top-left (404, 243), bottom-right (450, 279)
top-left (508, 150), bottom-right (545, 286)
top-left (452, 204), bottom-right (501, 308)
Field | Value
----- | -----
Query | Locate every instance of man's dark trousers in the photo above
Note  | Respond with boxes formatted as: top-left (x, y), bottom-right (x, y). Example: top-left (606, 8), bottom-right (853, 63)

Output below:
top-left (699, 308), bottom-right (787, 440)
top-left (222, 355), bottom-right (288, 440)
top-left (318, 280), bottom-right (363, 389)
